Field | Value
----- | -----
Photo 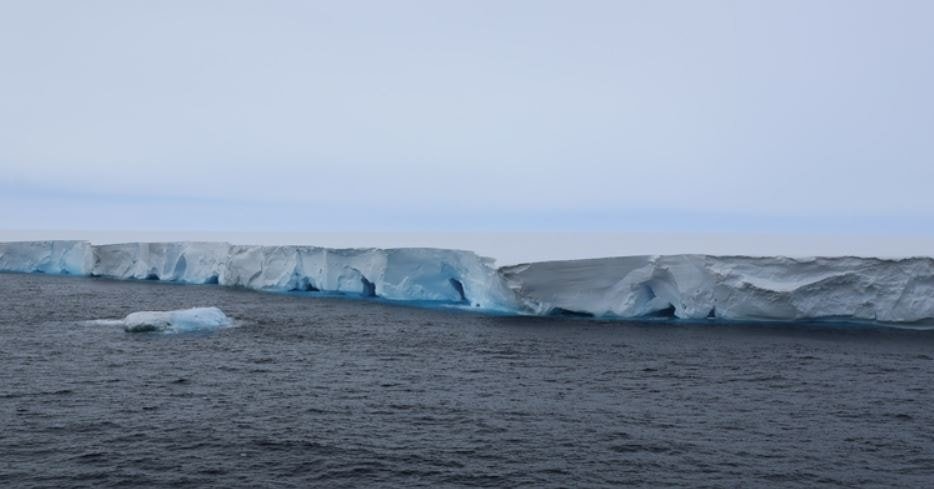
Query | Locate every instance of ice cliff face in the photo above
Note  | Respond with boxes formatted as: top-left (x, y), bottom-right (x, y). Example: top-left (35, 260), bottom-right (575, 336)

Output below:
top-left (0, 240), bottom-right (93, 275)
top-left (501, 255), bottom-right (934, 324)
top-left (2, 241), bottom-right (933, 325)
top-left (0, 241), bottom-right (514, 311)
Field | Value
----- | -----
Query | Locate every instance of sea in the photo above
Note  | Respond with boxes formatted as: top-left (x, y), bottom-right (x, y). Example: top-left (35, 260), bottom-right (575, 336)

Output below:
top-left (2, 273), bottom-right (933, 488)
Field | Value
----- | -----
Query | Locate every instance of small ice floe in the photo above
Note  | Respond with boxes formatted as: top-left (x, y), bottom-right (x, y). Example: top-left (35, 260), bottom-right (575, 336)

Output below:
top-left (93, 307), bottom-right (234, 333)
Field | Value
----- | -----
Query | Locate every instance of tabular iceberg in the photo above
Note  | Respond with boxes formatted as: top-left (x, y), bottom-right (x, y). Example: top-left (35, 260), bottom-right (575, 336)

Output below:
top-left (0, 240), bottom-right (516, 312)
top-left (502, 255), bottom-right (934, 324)
top-left (0, 240), bottom-right (93, 275)
top-left (2, 241), bottom-right (934, 325)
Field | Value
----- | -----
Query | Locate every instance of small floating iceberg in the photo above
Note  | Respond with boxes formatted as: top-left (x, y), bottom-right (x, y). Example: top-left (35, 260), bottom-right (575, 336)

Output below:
top-left (105, 307), bottom-right (234, 333)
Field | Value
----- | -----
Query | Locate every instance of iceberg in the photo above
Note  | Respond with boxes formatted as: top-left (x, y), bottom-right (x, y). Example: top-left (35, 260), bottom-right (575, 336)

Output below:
top-left (2, 241), bottom-right (934, 325)
top-left (92, 242), bottom-right (230, 284)
top-left (103, 306), bottom-right (234, 333)
top-left (0, 240), bottom-right (93, 275)
top-left (0, 240), bottom-right (515, 311)
top-left (217, 245), bottom-right (512, 309)
top-left (501, 255), bottom-right (934, 324)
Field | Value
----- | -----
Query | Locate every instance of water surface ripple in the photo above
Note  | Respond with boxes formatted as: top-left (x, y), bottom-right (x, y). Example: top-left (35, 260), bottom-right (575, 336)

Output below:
top-left (1, 274), bottom-right (933, 488)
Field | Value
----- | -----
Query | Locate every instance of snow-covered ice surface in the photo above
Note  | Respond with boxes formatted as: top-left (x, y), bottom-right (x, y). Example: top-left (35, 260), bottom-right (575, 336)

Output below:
top-left (91, 307), bottom-right (234, 333)
top-left (3, 241), bottom-right (934, 326)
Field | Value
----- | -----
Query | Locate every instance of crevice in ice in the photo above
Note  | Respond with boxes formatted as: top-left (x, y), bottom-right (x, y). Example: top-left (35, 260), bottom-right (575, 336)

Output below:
top-left (707, 307), bottom-right (717, 319)
top-left (144, 272), bottom-right (160, 281)
top-left (204, 274), bottom-right (219, 285)
top-left (642, 284), bottom-right (657, 300)
top-left (290, 276), bottom-right (319, 292)
top-left (643, 303), bottom-right (677, 318)
top-left (173, 255), bottom-right (187, 279)
top-left (449, 278), bottom-right (468, 303)
top-left (361, 277), bottom-right (376, 297)
top-left (548, 307), bottom-right (596, 318)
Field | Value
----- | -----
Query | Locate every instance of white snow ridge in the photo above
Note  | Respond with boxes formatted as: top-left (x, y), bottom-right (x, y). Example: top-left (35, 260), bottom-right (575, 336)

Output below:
top-left (2, 241), bottom-right (934, 326)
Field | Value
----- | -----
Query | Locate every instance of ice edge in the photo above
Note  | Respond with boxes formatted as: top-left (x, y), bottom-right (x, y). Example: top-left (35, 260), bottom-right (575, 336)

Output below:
top-left (2, 240), bottom-right (933, 327)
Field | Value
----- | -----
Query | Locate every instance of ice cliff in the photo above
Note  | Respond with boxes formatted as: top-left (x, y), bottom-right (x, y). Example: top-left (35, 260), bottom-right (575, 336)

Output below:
top-left (0, 240), bottom-right (93, 275)
top-left (501, 255), bottom-right (934, 324)
top-left (0, 241), bottom-right (514, 311)
top-left (2, 241), bottom-right (933, 325)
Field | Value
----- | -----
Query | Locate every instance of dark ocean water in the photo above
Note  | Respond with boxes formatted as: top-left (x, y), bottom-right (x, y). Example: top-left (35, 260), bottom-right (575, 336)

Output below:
top-left (1, 273), bottom-right (933, 488)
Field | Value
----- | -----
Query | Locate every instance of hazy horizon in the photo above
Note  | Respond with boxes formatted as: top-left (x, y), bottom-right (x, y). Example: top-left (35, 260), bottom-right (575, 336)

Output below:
top-left (2, 1), bottom-right (933, 249)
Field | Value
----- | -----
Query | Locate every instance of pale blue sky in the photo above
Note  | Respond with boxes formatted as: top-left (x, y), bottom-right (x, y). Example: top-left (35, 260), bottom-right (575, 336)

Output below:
top-left (1, 0), bottom-right (933, 234)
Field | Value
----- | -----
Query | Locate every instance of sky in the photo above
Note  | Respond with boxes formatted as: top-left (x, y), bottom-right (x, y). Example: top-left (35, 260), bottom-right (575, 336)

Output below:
top-left (1, 1), bottom-right (933, 251)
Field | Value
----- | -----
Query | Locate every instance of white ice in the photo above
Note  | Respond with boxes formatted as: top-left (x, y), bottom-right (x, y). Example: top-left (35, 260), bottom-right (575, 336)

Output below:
top-left (3, 241), bottom-right (934, 324)
top-left (85, 242), bottom-right (515, 311)
top-left (117, 307), bottom-right (233, 333)
top-left (502, 255), bottom-right (934, 324)
top-left (0, 240), bottom-right (93, 275)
